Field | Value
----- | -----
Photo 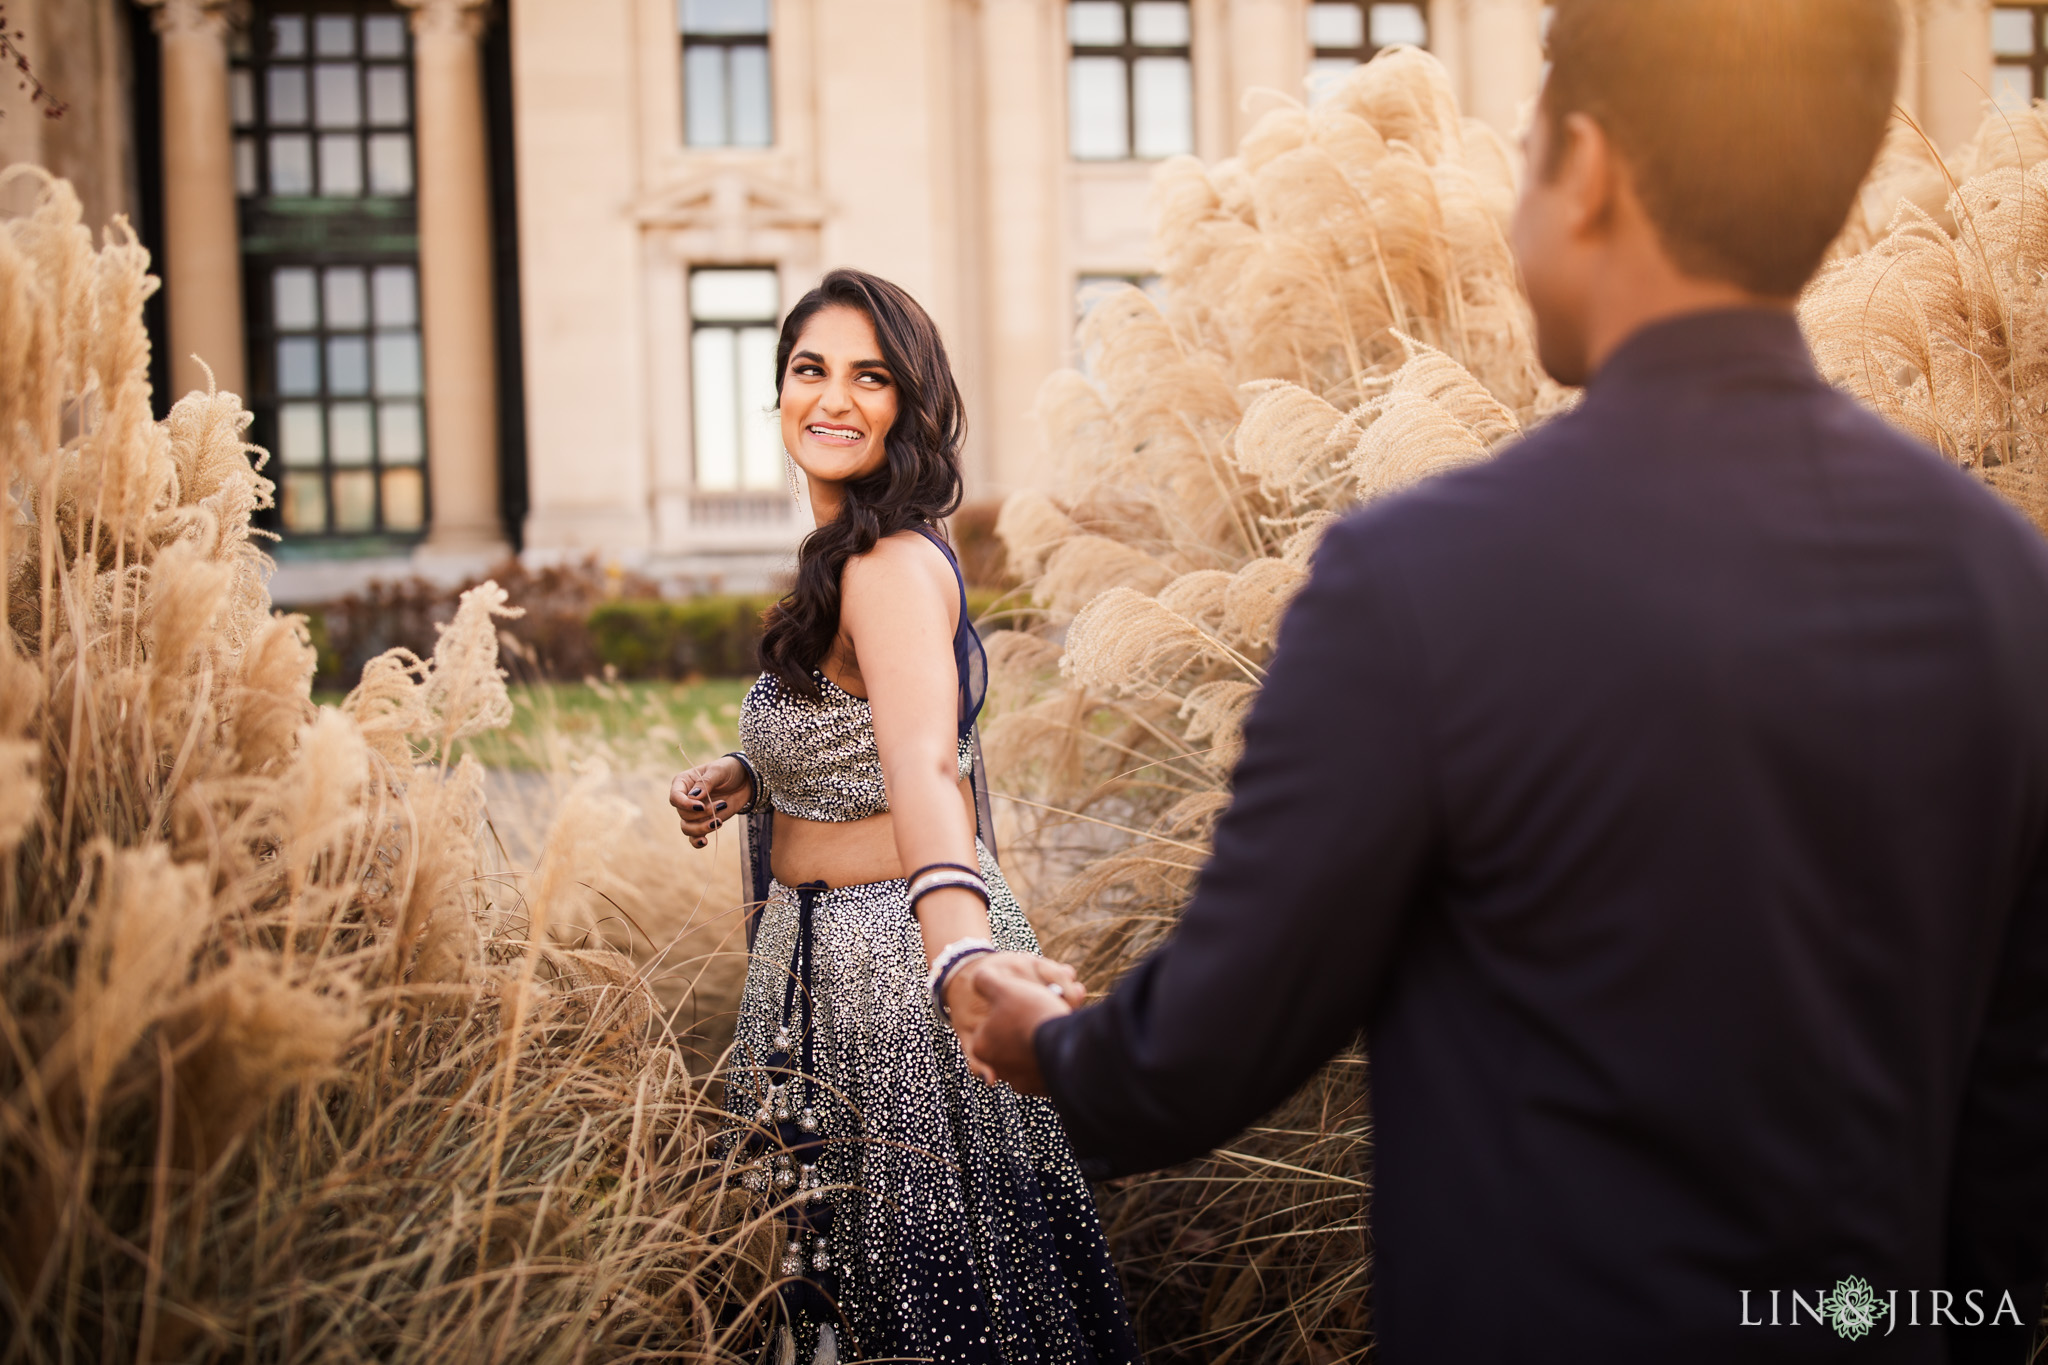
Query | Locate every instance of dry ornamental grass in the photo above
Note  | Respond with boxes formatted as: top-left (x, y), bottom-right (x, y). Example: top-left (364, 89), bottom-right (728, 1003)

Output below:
top-left (0, 165), bottom-right (778, 1364)
top-left (7, 43), bottom-right (2048, 1365)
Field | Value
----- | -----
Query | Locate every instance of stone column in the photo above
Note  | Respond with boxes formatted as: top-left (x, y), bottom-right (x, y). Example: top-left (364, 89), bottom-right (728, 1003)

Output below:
top-left (1226, 0), bottom-right (1306, 144)
top-left (1916, 0), bottom-right (1993, 155)
top-left (976, 0), bottom-right (1064, 494)
top-left (147, 0), bottom-right (246, 401)
top-left (400, 0), bottom-right (506, 554)
top-left (1459, 0), bottom-right (1545, 138)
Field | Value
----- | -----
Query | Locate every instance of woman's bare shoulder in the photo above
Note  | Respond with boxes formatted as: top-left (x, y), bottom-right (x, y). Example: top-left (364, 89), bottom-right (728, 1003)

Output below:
top-left (841, 530), bottom-right (958, 619)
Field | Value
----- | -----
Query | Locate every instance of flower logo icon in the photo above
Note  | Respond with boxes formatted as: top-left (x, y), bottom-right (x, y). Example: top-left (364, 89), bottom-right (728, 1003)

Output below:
top-left (1819, 1276), bottom-right (1888, 1341)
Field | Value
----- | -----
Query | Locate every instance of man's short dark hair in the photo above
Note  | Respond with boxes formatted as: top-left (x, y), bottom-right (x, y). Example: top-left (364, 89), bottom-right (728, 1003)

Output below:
top-left (1543, 0), bottom-right (1902, 296)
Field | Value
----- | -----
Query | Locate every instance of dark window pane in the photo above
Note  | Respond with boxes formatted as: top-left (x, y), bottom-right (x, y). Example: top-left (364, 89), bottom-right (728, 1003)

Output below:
top-left (1131, 2), bottom-right (1188, 45)
top-left (279, 403), bottom-right (325, 466)
top-left (729, 44), bottom-right (772, 146)
top-left (1994, 7), bottom-right (2035, 56)
top-left (1310, 3), bottom-right (1364, 48)
top-left (327, 336), bottom-right (371, 395)
top-left (281, 473), bottom-right (327, 532)
top-left (315, 63), bottom-right (361, 127)
top-left (1069, 1), bottom-right (1124, 45)
top-left (267, 66), bottom-right (308, 125)
top-left (382, 468), bottom-right (425, 531)
top-left (277, 338), bottom-right (321, 395)
top-left (1993, 62), bottom-right (2034, 111)
top-left (271, 14), bottom-right (306, 58)
top-left (373, 266), bottom-right (418, 327)
top-left (363, 15), bottom-right (406, 57)
top-left (685, 44), bottom-right (729, 145)
top-left (366, 134), bottom-right (413, 195)
top-left (366, 66), bottom-right (409, 125)
top-left (273, 267), bottom-right (319, 329)
top-left (324, 268), bottom-right (370, 328)
top-left (269, 134), bottom-right (313, 195)
top-left (330, 402), bottom-right (375, 464)
top-left (1134, 56), bottom-right (1192, 158)
top-left (1371, 2), bottom-right (1426, 47)
top-left (316, 14), bottom-right (355, 56)
top-left (680, 0), bottom-right (770, 35)
top-left (1069, 55), bottom-right (1128, 159)
top-left (691, 267), bottom-right (779, 321)
top-left (318, 134), bottom-right (363, 196)
top-left (374, 333), bottom-right (423, 396)
top-left (332, 469), bottom-right (377, 531)
top-left (379, 401), bottom-right (425, 461)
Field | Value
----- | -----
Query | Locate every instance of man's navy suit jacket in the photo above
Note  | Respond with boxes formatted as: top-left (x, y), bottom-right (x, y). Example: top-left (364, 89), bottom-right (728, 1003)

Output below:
top-left (1034, 310), bottom-right (2048, 1362)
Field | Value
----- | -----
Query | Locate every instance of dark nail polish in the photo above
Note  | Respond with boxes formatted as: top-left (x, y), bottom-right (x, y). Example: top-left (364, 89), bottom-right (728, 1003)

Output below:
top-left (689, 787), bottom-right (702, 797)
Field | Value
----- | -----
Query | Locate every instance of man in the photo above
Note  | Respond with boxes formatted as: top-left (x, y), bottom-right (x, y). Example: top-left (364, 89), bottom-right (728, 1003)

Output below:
top-left (965, 2), bottom-right (2048, 1360)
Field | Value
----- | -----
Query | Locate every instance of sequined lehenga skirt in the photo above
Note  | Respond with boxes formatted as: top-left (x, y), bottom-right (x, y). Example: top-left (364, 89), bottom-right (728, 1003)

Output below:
top-left (724, 841), bottom-right (1142, 1365)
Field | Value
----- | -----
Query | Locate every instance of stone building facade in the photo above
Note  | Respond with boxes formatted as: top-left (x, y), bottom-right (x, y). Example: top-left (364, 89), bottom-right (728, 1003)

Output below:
top-left (0, 0), bottom-right (2028, 599)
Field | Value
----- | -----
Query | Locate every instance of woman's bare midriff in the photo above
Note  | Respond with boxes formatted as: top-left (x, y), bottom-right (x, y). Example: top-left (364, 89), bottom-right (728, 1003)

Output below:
top-left (769, 777), bottom-right (978, 888)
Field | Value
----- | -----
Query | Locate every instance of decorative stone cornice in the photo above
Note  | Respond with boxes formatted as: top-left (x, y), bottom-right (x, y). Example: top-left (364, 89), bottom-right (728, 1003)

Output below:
top-left (636, 170), bottom-right (830, 256)
top-left (139, 0), bottom-right (239, 40)
top-left (396, 0), bottom-right (492, 42)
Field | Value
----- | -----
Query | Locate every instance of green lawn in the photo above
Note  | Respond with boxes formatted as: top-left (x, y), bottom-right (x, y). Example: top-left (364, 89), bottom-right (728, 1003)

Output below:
top-left (318, 678), bottom-right (754, 771)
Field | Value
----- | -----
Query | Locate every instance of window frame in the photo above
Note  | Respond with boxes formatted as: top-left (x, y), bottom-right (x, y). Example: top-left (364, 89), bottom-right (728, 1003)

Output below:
top-left (1993, 4), bottom-right (2048, 109)
top-left (1308, 1), bottom-right (1429, 100)
top-left (688, 265), bottom-right (790, 507)
top-left (233, 1), bottom-right (430, 545)
top-left (680, 0), bottom-right (774, 149)
top-left (1068, 1), bottom-right (1193, 163)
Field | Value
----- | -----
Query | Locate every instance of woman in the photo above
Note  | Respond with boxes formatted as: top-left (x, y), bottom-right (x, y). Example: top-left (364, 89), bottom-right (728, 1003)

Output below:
top-left (669, 269), bottom-right (1142, 1365)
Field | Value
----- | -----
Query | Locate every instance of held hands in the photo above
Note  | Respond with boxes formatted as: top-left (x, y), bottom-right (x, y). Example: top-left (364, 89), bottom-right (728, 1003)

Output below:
top-left (668, 756), bottom-right (751, 849)
top-left (949, 951), bottom-right (1082, 1094)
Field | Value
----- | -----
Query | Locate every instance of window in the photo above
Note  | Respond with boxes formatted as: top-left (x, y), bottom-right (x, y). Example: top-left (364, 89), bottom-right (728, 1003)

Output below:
top-left (233, 4), bottom-right (427, 541)
top-left (681, 0), bottom-right (772, 147)
top-left (691, 268), bottom-right (784, 495)
top-left (232, 5), bottom-right (414, 200)
top-left (260, 263), bottom-right (428, 535)
top-left (1068, 2), bottom-right (1192, 161)
top-left (1993, 6), bottom-right (2048, 111)
top-left (1308, 2), bottom-right (1427, 103)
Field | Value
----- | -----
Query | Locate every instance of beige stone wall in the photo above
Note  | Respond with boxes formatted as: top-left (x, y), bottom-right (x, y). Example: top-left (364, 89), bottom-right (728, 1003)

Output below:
top-left (0, 0), bottom-right (134, 231)
top-left (4, 0), bottom-right (2010, 592)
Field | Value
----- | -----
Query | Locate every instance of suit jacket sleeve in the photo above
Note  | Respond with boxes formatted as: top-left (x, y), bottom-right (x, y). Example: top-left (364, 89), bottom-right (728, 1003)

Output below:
top-left (1033, 515), bottom-right (1435, 1178)
top-left (1944, 839), bottom-right (2048, 1363)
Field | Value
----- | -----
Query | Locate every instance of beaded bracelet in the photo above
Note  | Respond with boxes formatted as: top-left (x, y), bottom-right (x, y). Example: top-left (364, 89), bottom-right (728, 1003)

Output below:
top-left (724, 750), bottom-right (765, 815)
top-left (925, 936), bottom-right (998, 1023)
top-left (907, 862), bottom-right (991, 913)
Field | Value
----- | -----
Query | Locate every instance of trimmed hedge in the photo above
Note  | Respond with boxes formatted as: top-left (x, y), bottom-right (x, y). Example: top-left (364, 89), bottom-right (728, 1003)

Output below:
top-left (586, 595), bottom-right (780, 679)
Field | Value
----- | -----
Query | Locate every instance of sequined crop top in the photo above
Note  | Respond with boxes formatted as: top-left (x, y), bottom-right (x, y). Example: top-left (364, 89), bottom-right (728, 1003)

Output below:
top-left (738, 671), bottom-right (975, 823)
top-left (736, 526), bottom-right (987, 825)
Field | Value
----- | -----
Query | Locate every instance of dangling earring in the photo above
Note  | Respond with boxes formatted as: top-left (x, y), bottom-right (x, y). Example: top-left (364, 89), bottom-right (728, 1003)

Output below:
top-left (784, 449), bottom-right (804, 506)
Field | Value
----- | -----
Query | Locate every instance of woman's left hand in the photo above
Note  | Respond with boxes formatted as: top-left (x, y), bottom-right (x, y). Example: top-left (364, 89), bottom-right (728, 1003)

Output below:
top-left (948, 952), bottom-right (1080, 1080)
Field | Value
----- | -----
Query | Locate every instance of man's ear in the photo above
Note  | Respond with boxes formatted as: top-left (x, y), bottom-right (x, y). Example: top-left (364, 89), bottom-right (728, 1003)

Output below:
top-left (1556, 110), bottom-right (1619, 242)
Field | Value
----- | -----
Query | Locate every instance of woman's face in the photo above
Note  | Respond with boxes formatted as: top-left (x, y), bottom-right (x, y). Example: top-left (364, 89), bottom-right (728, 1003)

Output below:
top-left (780, 305), bottom-right (898, 492)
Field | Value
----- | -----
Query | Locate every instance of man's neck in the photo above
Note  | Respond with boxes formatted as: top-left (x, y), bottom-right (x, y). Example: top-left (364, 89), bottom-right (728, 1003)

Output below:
top-left (1584, 268), bottom-right (1795, 378)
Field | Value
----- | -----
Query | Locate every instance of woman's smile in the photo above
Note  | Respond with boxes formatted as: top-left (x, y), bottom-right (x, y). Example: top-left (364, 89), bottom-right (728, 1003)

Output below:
top-left (804, 421), bottom-right (867, 447)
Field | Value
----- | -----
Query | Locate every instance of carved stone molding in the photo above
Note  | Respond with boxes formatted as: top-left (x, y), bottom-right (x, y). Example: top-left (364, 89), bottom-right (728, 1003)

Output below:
top-left (139, 0), bottom-right (239, 40)
top-left (635, 170), bottom-right (830, 258)
top-left (396, 0), bottom-right (492, 42)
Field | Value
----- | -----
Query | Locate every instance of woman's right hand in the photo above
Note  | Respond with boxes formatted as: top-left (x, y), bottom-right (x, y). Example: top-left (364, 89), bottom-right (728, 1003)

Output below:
top-left (669, 756), bottom-right (752, 848)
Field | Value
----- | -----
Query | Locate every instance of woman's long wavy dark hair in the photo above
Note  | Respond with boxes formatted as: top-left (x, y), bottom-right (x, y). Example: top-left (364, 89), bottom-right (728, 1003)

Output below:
top-left (759, 269), bottom-right (966, 697)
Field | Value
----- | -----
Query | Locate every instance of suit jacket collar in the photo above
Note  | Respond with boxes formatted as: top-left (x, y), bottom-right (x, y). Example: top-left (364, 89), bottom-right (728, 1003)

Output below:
top-left (1587, 307), bottom-right (1822, 396)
